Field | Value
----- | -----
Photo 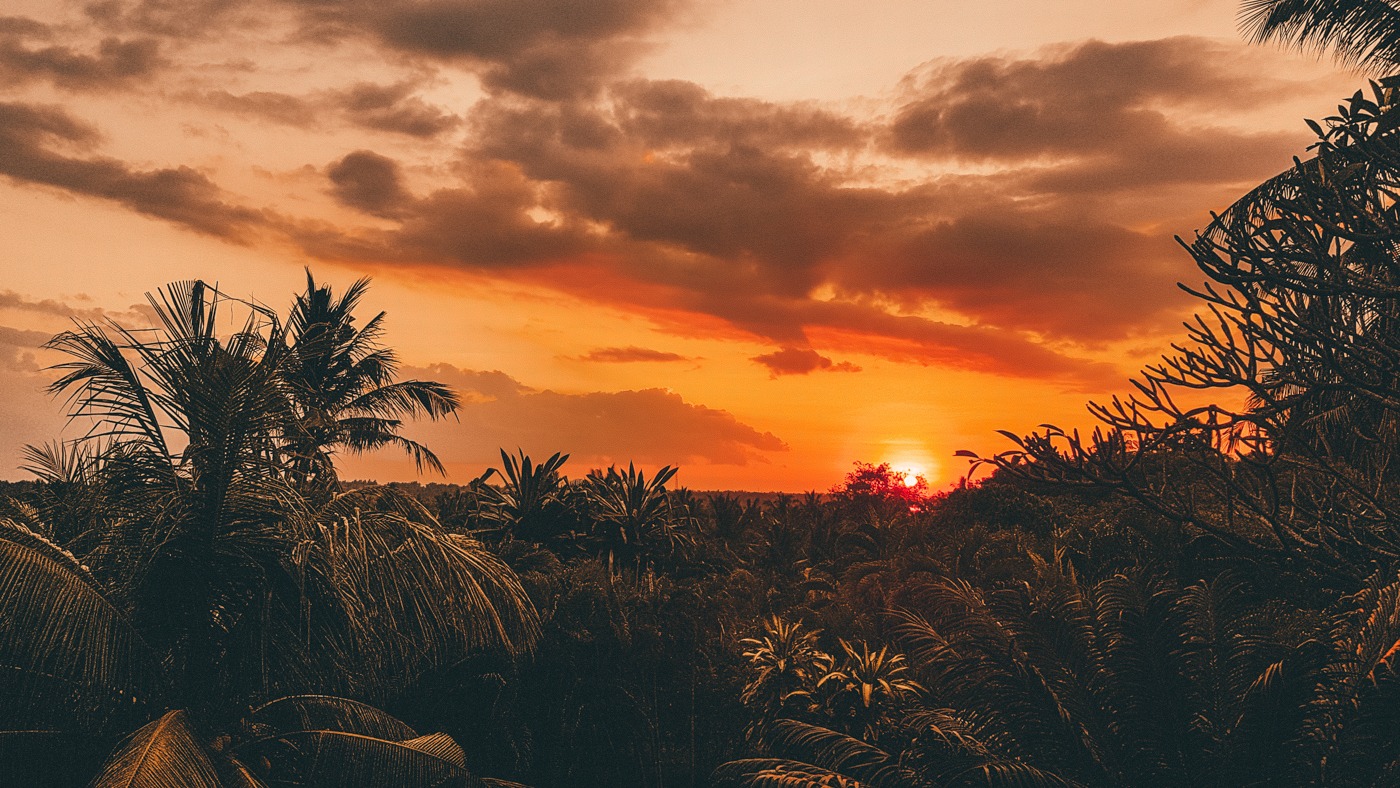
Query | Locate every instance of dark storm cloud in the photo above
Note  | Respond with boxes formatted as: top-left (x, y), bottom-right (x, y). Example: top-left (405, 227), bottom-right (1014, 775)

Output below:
top-left (293, 155), bottom-right (593, 267)
top-left (469, 94), bottom-right (901, 283)
top-left (579, 346), bottom-right (688, 363)
top-left (857, 214), bottom-right (1187, 339)
top-left (0, 102), bottom-right (266, 240)
top-left (327, 150), bottom-right (412, 218)
top-left (83, 0), bottom-right (681, 99)
top-left (882, 38), bottom-right (1313, 196)
top-left (1023, 128), bottom-right (1300, 193)
top-left (751, 348), bottom-right (859, 377)
top-left (82, 0), bottom-right (248, 38)
top-left (389, 160), bottom-right (592, 266)
top-left (0, 16), bottom-right (164, 90)
top-left (407, 363), bottom-right (787, 466)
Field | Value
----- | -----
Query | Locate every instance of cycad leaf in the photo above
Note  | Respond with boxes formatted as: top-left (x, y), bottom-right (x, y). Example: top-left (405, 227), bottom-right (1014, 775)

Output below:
top-left (711, 757), bottom-right (868, 787)
top-left (765, 720), bottom-right (917, 786)
top-left (223, 757), bottom-right (270, 788)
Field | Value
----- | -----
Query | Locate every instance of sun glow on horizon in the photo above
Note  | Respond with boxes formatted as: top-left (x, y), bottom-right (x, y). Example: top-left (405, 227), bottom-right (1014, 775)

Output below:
top-left (882, 438), bottom-right (938, 489)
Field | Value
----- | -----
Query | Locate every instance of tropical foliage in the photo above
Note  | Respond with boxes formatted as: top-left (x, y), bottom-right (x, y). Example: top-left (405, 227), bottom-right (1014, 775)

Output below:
top-left (0, 277), bottom-right (536, 786)
top-left (8, 10), bottom-right (1400, 786)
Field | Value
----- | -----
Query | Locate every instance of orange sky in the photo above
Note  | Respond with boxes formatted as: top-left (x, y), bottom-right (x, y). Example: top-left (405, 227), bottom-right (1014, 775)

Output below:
top-left (0, 0), bottom-right (1365, 490)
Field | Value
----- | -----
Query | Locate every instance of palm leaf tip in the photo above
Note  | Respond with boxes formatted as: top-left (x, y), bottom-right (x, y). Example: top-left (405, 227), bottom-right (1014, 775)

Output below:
top-left (90, 710), bottom-right (223, 788)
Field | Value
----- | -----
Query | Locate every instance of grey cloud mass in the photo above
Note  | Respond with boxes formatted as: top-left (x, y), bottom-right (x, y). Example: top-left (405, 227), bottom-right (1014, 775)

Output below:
top-left (579, 346), bottom-right (689, 363)
top-left (196, 83), bottom-right (460, 138)
top-left (328, 150), bottom-right (412, 217)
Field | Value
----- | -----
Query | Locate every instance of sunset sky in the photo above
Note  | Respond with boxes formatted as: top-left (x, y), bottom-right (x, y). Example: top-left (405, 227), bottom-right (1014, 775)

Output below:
top-left (0, 0), bottom-right (1366, 490)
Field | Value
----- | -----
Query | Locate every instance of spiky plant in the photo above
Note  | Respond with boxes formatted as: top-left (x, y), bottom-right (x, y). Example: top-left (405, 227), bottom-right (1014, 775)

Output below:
top-left (817, 641), bottom-right (923, 742)
top-left (585, 463), bottom-right (688, 572)
top-left (740, 616), bottom-right (832, 740)
top-left (479, 449), bottom-right (573, 542)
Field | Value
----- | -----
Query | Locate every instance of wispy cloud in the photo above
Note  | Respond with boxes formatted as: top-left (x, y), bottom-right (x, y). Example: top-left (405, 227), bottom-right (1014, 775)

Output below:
top-left (577, 346), bottom-right (689, 363)
top-left (751, 347), bottom-right (860, 377)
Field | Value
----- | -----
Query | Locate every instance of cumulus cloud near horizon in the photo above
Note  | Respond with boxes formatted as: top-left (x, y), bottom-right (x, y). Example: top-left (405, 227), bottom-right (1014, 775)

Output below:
top-left (386, 363), bottom-right (787, 473)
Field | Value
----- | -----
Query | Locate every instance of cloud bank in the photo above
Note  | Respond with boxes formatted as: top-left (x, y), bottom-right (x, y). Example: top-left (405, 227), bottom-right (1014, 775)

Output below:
top-left (0, 3), bottom-right (1344, 394)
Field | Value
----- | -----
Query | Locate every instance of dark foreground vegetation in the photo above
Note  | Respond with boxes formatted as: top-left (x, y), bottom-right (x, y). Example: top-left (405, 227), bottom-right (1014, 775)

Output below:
top-left (8, 6), bottom-right (1400, 787)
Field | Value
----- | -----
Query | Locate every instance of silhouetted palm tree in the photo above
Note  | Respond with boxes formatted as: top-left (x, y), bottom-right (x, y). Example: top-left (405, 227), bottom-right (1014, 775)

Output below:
top-left (0, 279), bottom-right (537, 786)
top-left (284, 270), bottom-right (459, 488)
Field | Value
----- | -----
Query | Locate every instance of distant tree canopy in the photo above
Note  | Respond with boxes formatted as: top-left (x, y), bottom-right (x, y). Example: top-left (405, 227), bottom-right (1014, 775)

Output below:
top-left (831, 462), bottom-right (930, 508)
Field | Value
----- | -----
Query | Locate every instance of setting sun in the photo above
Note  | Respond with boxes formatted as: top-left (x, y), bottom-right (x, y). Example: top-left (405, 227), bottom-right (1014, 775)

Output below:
top-left (882, 439), bottom-right (938, 490)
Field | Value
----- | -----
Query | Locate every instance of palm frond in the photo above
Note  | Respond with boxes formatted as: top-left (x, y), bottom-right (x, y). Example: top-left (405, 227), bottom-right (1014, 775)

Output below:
top-left (45, 323), bottom-right (169, 459)
top-left (90, 710), bottom-right (224, 788)
top-left (0, 520), bottom-right (165, 734)
top-left (248, 695), bottom-right (419, 740)
top-left (764, 719), bottom-right (921, 786)
top-left (711, 757), bottom-right (868, 787)
top-left (337, 423), bottom-right (448, 476)
top-left (247, 729), bottom-right (485, 788)
top-left (269, 509), bottom-right (539, 700)
top-left (1240, 0), bottom-right (1400, 69)
top-left (343, 380), bottom-right (459, 422)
